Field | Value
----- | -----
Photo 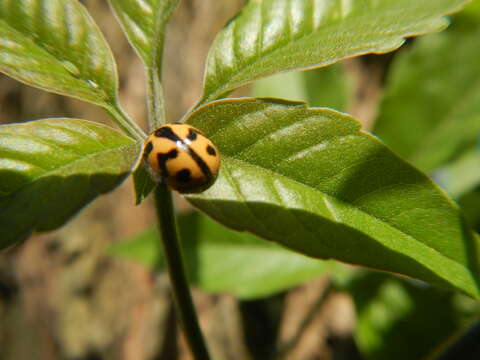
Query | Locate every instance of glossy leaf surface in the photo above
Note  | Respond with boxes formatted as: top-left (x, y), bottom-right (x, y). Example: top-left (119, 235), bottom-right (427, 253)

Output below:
top-left (108, 0), bottom-right (178, 67)
top-left (199, 0), bottom-right (469, 105)
top-left (186, 98), bottom-right (480, 298)
top-left (374, 21), bottom-right (480, 172)
top-left (0, 0), bottom-right (117, 105)
top-left (110, 211), bottom-right (346, 299)
top-left (0, 118), bottom-right (138, 249)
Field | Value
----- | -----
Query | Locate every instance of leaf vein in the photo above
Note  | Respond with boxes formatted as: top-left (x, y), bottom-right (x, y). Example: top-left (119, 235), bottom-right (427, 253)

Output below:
top-left (271, 177), bottom-right (318, 242)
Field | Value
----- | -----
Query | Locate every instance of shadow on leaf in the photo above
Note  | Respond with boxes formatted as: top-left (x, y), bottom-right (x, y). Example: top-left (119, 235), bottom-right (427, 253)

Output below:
top-left (0, 170), bottom-right (130, 250)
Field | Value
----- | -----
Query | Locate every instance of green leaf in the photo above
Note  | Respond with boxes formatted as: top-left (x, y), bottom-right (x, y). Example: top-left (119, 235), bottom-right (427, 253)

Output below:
top-left (185, 98), bottom-right (480, 298)
top-left (459, 0), bottom-right (480, 20)
top-left (458, 188), bottom-right (480, 234)
top-left (434, 146), bottom-right (480, 199)
top-left (303, 64), bottom-right (350, 111)
top-left (374, 22), bottom-right (480, 172)
top-left (0, 118), bottom-right (138, 249)
top-left (108, 0), bottom-right (179, 68)
top-left (109, 211), bottom-right (348, 299)
top-left (132, 163), bottom-right (156, 205)
top-left (0, 0), bottom-right (118, 106)
top-left (253, 71), bottom-right (309, 103)
top-left (349, 272), bottom-right (473, 360)
top-left (199, 0), bottom-right (469, 105)
top-left (252, 64), bottom-right (349, 111)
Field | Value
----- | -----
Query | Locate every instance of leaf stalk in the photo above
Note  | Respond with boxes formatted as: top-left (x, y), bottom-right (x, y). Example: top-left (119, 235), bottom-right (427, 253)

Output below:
top-left (105, 103), bottom-right (147, 142)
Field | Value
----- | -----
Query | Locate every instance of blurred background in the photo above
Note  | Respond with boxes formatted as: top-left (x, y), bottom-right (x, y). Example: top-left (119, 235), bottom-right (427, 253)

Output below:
top-left (1, 1), bottom-right (480, 359)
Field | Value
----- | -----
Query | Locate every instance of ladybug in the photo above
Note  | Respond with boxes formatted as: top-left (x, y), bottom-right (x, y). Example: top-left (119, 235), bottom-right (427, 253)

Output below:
top-left (143, 124), bottom-right (220, 193)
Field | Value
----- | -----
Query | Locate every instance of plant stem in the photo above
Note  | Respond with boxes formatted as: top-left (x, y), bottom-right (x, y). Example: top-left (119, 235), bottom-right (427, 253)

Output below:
top-left (105, 102), bottom-right (147, 142)
top-left (147, 12), bottom-right (209, 357)
top-left (146, 66), bottom-right (166, 129)
top-left (154, 184), bottom-right (211, 360)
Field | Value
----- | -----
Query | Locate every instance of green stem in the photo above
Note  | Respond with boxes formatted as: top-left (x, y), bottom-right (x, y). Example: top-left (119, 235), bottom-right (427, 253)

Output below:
top-left (105, 102), bottom-right (146, 142)
top-left (146, 66), bottom-right (166, 129)
top-left (147, 11), bottom-right (209, 357)
top-left (154, 184), bottom-right (211, 360)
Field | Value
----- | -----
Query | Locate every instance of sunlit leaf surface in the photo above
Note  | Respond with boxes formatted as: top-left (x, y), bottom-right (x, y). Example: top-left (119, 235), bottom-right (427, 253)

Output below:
top-left (0, 0), bottom-right (118, 106)
top-left (199, 0), bottom-right (469, 105)
top-left (0, 118), bottom-right (138, 249)
top-left (108, 0), bottom-right (178, 67)
top-left (185, 98), bottom-right (480, 298)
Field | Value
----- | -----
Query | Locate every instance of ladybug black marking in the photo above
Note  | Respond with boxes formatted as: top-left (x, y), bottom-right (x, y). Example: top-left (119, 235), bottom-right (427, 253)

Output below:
top-left (186, 146), bottom-right (212, 179)
top-left (206, 145), bottom-right (216, 156)
top-left (186, 128), bottom-right (198, 141)
top-left (154, 126), bottom-right (176, 140)
top-left (144, 142), bottom-right (154, 157)
top-left (176, 169), bottom-right (191, 183)
top-left (157, 149), bottom-right (178, 178)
